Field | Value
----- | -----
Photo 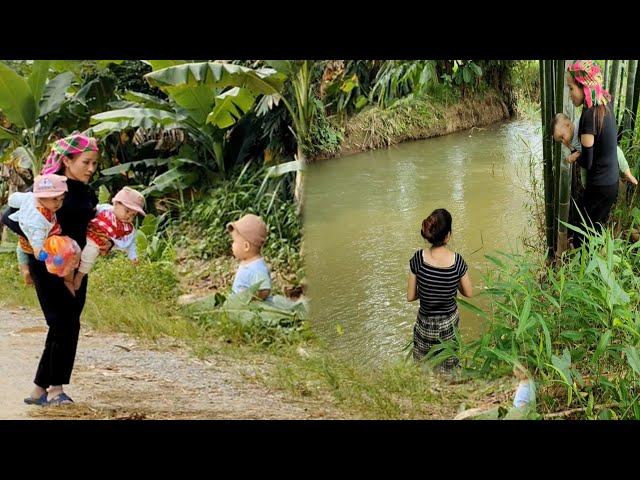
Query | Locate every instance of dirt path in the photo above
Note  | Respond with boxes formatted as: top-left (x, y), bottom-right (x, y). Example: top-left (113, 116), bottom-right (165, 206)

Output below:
top-left (0, 307), bottom-right (344, 420)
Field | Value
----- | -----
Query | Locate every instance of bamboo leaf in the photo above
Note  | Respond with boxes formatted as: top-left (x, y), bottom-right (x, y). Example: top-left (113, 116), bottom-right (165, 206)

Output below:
top-left (591, 329), bottom-right (612, 365)
top-left (456, 297), bottom-right (489, 320)
top-left (623, 346), bottom-right (640, 376)
top-left (559, 331), bottom-right (585, 342)
top-left (550, 351), bottom-right (573, 386)
top-left (484, 254), bottom-right (505, 269)
top-left (538, 315), bottom-right (553, 359)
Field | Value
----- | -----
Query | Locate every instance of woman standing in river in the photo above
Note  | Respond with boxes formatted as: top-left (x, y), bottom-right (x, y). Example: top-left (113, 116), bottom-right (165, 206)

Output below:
top-left (407, 208), bottom-right (473, 370)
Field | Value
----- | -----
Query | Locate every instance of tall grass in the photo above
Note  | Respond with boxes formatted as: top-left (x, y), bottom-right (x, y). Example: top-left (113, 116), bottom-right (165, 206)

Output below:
top-left (464, 224), bottom-right (640, 419)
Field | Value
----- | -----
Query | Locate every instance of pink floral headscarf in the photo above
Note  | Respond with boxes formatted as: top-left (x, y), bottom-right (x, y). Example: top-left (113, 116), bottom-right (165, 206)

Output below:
top-left (41, 133), bottom-right (99, 175)
top-left (567, 60), bottom-right (612, 109)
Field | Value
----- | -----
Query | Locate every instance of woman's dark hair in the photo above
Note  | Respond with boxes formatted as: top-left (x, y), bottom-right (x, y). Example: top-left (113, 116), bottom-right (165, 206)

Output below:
top-left (593, 103), bottom-right (610, 135)
top-left (568, 71), bottom-right (609, 135)
top-left (53, 151), bottom-right (85, 175)
top-left (421, 208), bottom-right (452, 247)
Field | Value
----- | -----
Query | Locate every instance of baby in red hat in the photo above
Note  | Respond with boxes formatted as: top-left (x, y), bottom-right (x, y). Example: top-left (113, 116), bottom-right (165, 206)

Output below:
top-left (72, 186), bottom-right (146, 291)
top-left (226, 213), bottom-right (272, 301)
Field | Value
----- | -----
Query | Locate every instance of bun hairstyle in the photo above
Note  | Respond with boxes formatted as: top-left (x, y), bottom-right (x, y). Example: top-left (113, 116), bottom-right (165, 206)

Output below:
top-left (421, 208), bottom-right (452, 247)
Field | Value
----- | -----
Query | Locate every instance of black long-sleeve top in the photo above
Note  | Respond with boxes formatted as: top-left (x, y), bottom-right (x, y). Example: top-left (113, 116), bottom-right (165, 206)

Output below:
top-left (577, 103), bottom-right (618, 187)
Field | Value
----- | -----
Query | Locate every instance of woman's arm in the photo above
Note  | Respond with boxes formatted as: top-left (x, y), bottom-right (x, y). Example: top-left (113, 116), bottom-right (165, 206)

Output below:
top-left (576, 109), bottom-right (595, 170)
top-left (577, 133), bottom-right (595, 170)
top-left (407, 272), bottom-right (418, 302)
top-left (458, 272), bottom-right (473, 298)
top-left (1, 206), bottom-right (25, 237)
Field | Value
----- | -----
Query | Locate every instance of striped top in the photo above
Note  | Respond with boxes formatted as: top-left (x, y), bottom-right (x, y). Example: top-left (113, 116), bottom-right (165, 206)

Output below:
top-left (409, 249), bottom-right (468, 317)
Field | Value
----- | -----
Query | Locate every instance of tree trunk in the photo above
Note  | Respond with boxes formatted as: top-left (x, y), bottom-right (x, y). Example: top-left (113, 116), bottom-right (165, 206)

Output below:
top-left (604, 59), bottom-right (609, 87)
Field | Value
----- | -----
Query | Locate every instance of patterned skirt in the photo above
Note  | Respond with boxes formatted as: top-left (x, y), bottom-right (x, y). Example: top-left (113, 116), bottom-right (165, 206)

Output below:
top-left (413, 309), bottom-right (460, 369)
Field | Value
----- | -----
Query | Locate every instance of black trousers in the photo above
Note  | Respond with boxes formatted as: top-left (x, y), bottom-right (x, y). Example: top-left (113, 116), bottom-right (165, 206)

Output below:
top-left (573, 182), bottom-right (619, 249)
top-left (28, 255), bottom-right (88, 388)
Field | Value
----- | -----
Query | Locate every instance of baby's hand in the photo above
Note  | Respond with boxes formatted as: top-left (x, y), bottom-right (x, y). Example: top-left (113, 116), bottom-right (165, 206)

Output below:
top-left (131, 258), bottom-right (140, 266)
top-left (566, 151), bottom-right (580, 164)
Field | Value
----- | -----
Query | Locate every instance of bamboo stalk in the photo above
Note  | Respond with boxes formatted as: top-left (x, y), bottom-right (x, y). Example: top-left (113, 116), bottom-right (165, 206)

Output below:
top-left (616, 61), bottom-right (626, 127)
top-left (623, 60), bottom-right (638, 139)
top-left (552, 60), bottom-right (566, 253)
top-left (541, 60), bottom-right (555, 259)
top-left (609, 60), bottom-right (621, 101)
top-left (631, 60), bottom-right (640, 139)
top-left (557, 60), bottom-right (574, 254)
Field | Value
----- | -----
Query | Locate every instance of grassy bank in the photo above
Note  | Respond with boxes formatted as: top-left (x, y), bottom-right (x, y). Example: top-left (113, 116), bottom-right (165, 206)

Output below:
top-left (0, 251), bottom-right (306, 357)
top-left (0, 250), bottom-right (517, 419)
top-left (313, 88), bottom-right (510, 160)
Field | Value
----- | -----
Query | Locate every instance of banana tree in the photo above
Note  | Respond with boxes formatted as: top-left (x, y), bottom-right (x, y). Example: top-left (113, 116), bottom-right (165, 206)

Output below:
top-left (262, 61), bottom-right (313, 214)
top-left (141, 60), bottom-right (315, 214)
top-left (0, 60), bottom-right (63, 241)
top-left (0, 60), bottom-right (118, 177)
top-left (89, 61), bottom-right (287, 198)
top-left (146, 60), bottom-right (314, 212)
top-left (1, 60), bottom-right (56, 176)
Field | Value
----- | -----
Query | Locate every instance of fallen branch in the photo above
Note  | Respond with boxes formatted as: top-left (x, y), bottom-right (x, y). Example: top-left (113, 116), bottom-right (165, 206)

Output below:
top-left (543, 403), bottom-right (617, 419)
